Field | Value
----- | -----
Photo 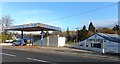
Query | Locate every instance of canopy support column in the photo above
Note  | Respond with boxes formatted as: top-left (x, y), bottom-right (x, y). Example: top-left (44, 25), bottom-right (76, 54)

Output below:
top-left (21, 31), bottom-right (23, 39)
top-left (46, 31), bottom-right (49, 47)
top-left (20, 31), bottom-right (24, 46)
top-left (41, 30), bottom-right (44, 47)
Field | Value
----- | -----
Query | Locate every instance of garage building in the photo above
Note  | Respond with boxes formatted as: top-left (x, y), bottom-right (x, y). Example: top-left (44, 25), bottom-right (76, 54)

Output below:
top-left (79, 33), bottom-right (120, 53)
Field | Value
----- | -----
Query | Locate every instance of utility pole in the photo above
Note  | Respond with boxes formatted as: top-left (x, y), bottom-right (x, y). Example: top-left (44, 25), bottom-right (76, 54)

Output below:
top-left (76, 27), bottom-right (79, 43)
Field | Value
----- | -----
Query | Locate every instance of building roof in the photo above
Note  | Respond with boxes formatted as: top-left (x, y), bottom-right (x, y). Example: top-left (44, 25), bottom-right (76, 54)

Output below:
top-left (97, 33), bottom-right (120, 43)
top-left (4, 23), bottom-right (61, 31)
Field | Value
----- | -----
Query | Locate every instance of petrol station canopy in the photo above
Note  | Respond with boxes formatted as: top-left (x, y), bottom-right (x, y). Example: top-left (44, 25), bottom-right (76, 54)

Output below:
top-left (4, 23), bottom-right (61, 31)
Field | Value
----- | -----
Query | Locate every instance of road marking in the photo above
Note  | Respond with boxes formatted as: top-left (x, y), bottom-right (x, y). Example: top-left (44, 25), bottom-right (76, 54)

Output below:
top-left (0, 53), bottom-right (16, 57)
top-left (26, 57), bottom-right (57, 64)
top-left (26, 57), bottom-right (49, 62)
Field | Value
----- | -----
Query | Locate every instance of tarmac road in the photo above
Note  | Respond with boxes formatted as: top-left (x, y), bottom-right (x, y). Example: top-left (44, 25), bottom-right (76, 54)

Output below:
top-left (1, 48), bottom-right (119, 64)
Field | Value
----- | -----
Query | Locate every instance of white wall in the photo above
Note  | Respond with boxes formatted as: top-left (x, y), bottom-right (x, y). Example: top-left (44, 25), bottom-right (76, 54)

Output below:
top-left (79, 38), bottom-right (120, 53)
top-left (104, 40), bottom-right (120, 53)
top-left (79, 40), bottom-right (103, 53)
top-left (58, 37), bottom-right (66, 47)
top-left (33, 36), bottom-right (66, 47)
top-left (79, 34), bottom-right (120, 53)
top-left (49, 36), bottom-right (66, 47)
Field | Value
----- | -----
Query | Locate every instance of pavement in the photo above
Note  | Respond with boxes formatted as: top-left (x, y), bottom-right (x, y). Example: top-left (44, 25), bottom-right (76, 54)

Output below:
top-left (1, 46), bottom-right (120, 62)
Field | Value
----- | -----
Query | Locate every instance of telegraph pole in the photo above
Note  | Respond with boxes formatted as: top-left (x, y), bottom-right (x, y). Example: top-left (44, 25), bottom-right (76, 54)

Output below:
top-left (76, 27), bottom-right (79, 43)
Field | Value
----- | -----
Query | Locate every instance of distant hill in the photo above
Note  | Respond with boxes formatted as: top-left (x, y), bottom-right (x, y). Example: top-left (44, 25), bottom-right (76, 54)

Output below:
top-left (96, 21), bottom-right (118, 29)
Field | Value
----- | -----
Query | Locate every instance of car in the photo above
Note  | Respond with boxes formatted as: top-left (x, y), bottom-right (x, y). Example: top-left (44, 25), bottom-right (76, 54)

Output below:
top-left (12, 39), bottom-right (28, 46)
top-left (12, 39), bottom-right (21, 46)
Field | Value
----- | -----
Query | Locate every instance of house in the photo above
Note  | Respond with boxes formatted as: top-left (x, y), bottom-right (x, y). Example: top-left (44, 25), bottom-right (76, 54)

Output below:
top-left (79, 33), bottom-right (120, 53)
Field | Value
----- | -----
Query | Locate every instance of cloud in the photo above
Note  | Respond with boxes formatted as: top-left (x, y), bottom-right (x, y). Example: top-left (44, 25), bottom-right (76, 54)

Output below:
top-left (20, 9), bottom-right (52, 14)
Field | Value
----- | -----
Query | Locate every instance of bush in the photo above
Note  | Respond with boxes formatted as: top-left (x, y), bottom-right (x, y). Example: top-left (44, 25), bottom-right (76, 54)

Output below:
top-left (0, 34), bottom-right (7, 43)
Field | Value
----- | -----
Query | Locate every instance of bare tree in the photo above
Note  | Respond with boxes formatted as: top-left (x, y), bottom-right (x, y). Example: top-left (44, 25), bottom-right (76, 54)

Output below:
top-left (0, 15), bottom-right (14, 32)
top-left (0, 15), bottom-right (14, 40)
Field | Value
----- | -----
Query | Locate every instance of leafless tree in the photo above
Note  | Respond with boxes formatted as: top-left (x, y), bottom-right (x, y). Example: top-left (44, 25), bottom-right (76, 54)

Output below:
top-left (0, 15), bottom-right (14, 32)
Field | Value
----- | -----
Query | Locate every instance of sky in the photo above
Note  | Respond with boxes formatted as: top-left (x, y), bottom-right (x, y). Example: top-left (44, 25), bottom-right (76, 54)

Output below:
top-left (1, 2), bottom-right (118, 31)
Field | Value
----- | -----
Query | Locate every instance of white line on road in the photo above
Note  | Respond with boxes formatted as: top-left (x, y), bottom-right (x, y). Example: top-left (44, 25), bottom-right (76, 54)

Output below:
top-left (0, 53), bottom-right (16, 57)
top-left (26, 57), bottom-right (57, 64)
top-left (26, 57), bottom-right (49, 62)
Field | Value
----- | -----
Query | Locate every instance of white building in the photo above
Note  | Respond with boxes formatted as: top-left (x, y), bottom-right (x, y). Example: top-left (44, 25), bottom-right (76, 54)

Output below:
top-left (33, 35), bottom-right (66, 47)
top-left (79, 33), bottom-right (120, 53)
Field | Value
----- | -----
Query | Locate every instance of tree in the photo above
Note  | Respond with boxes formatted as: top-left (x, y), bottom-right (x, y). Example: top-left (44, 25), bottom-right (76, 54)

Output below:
top-left (0, 15), bottom-right (14, 40)
top-left (78, 25), bottom-right (88, 41)
top-left (7, 32), bottom-right (13, 40)
top-left (87, 31), bottom-right (94, 37)
top-left (83, 25), bottom-right (87, 31)
top-left (88, 22), bottom-right (95, 32)
top-left (44, 31), bottom-right (50, 37)
top-left (0, 15), bottom-right (14, 32)
top-left (112, 25), bottom-right (119, 31)
top-left (66, 27), bottom-right (70, 36)
top-left (0, 34), bottom-right (7, 43)
top-left (66, 27), bottom-right (70, 42)
top-left (96, 27), bottom-right (115, 34)
top-left (76, 30), bottom-right (79, 42)
top-left (112, 25), bottom-right (120, 35)
top-left (52, 31), bottom-right (65, 37)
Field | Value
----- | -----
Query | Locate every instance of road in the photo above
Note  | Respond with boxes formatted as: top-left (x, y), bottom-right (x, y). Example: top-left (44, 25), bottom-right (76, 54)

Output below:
top-left (1, 48), bottom-right (119, 64)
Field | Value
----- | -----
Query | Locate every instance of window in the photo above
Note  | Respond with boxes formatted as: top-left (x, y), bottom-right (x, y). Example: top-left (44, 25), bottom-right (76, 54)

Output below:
top-left (93, 43), bottom-right (101, 48)
top-left (86, 45), bottom-right (88, 47)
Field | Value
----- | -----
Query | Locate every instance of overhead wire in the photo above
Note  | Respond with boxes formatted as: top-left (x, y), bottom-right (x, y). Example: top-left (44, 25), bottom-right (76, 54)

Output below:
top-left (45, 3), bottom-right (118, 22)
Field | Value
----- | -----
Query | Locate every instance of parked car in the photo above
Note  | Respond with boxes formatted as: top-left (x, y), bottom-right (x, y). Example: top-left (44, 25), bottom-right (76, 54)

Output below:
top-left (12, 39), bottom-right (28, 46)
top-left (12, 39), bottom-right (21, 46)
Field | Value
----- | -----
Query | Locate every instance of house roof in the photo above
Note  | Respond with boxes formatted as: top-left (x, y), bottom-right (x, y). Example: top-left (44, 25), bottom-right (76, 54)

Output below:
top-left (97, 33), bottom-right (120, 43)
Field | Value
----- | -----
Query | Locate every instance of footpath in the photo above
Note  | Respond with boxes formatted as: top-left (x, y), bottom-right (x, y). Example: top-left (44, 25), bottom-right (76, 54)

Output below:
top-left (2, 46), bottom-right (119, 61)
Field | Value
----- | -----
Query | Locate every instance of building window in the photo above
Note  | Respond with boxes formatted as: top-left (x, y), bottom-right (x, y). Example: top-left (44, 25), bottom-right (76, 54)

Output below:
top-left (86, 45), bottom-right (88, 47)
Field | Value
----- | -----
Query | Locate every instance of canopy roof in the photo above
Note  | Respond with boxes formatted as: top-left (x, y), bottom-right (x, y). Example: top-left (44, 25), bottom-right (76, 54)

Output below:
top-left (4, 23), bottom-right (61, 31)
